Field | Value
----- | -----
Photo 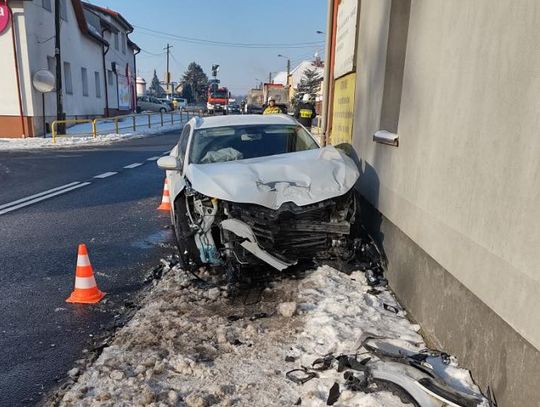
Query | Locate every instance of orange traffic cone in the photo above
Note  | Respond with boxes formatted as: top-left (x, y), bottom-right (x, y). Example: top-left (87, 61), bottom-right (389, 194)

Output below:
top-left (66, 244), bottom-right (105, 304)
top-left (157, 178), bottom-right (171, 211)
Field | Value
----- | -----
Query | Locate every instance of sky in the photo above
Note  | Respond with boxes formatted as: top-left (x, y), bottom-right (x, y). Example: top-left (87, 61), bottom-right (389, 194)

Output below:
top-left (91, 0), bottom-right (327, 95)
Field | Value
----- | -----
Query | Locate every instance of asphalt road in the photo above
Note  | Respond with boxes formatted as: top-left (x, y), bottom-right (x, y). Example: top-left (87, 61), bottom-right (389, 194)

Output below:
top-left (0, 130), bottom-right (181, 406)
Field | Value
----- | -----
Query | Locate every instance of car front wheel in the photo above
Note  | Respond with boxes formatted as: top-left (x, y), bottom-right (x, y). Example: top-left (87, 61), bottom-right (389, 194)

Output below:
top-left (160, 107), bottom-right (166, 113)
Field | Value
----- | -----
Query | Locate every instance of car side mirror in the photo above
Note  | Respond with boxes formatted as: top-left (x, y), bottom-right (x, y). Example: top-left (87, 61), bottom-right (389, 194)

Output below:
top-left (157, 156), bottom-right (182, 171)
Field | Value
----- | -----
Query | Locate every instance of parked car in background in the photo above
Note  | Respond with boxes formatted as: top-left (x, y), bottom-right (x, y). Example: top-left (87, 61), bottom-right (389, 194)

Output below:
top-left (227, 103), bottom-right (241, 114)
top-left (158, 98), bottom-right (175, 111)
top-left (157, 114), bottom-right (360, 276)
top-left (137, 96), bottom-right (172, 113)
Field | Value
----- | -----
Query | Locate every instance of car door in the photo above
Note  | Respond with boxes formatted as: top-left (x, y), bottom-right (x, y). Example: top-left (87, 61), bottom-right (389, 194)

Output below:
top-left (139, 96), bottom-right (151, 111)
top-left (167, 123), bottom-right (191, 213)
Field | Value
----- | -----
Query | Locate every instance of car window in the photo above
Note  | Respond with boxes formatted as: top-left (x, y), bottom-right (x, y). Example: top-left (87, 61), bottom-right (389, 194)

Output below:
top-left (178, 124), bottom-right (191, 163)
top-left (189, 124), bottom-right (318, 164)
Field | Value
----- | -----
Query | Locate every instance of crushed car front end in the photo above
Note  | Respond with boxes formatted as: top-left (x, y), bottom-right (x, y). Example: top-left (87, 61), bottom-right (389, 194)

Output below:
top-left (175, 145), bottom-right (363, 273)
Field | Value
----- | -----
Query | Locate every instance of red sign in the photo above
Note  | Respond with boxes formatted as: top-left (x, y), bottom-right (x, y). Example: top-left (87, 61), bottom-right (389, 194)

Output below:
top-left (0, 4), bottom-right (10, 35)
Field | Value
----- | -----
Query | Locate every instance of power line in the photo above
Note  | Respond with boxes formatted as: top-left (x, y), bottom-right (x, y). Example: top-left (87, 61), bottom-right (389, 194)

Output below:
top-left (140, 49), bottom-right (166, 56)
top-left (133, 25), bottom-right (325, 49)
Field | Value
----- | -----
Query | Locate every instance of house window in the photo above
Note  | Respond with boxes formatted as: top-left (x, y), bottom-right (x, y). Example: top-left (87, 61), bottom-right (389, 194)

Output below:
top-left (114, 32), bottom-right (119, 50)
top-left (95, 71), bottom-right (101, 98)
top-left (81, 67), bottom-right (89, 96)
top-left (379, 0), bottom-right (411, 137)
top-left (42, 0), bottom-right (52, 12)
top-left (121, 33), bottom-right (126, 54)
top-left (63, 62), bottom-right (73, 94)
top-left (60, 0), bottom-right (67, 21)
top-left (107, 70), bottom-right (114, 87)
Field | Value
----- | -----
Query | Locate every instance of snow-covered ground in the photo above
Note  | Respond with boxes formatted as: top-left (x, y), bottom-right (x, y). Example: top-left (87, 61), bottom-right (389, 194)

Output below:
top-left (49, 264), bottom-right (490, 407)
top-left (0, 115), bottom-right (186, 151)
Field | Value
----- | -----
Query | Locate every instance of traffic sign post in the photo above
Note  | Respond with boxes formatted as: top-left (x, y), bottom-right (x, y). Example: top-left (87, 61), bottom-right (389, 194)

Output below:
top-left (32, 70), bottom-right (56, 137)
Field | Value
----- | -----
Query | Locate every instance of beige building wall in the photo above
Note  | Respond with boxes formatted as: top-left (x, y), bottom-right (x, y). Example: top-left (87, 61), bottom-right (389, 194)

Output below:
top-left (355, 0), bottom-right (540, 352)
top-left (351, 0), bottom-right (540, 403)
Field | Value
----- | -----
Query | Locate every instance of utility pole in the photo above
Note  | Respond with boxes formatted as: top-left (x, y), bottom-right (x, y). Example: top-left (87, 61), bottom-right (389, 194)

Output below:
top-left (164, 43), bottom-right (172, 96)
top-left (268, 72), bottom-right (272, 83)
top-left (55, 0), bottom-right (65, 133)
top-left (287, 58), bottom-right (291, 87)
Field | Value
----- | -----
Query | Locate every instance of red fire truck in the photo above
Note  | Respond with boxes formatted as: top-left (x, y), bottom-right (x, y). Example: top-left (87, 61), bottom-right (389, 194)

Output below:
top-left (207, 75), bottom-right (229, 115)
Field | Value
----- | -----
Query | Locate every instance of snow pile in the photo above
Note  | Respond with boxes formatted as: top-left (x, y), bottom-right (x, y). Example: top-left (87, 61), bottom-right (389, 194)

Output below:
top-left (0, 122), bottom-right (184, 151)
top-left (50, 265), bottom-right (488, 406)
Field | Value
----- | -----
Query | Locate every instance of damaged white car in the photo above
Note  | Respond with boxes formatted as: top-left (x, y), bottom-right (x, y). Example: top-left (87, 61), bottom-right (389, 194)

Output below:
top-left (157, 114), bottom-right (362, 275)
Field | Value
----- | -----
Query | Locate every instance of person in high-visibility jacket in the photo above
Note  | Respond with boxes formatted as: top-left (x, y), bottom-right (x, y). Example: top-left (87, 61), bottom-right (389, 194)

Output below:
top-left (263, 96), bottom-right (282, 115)
top-left (294, 94), bottom-right (316, 129)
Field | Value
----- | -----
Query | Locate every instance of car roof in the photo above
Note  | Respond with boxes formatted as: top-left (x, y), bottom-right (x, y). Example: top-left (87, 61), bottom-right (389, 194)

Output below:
top-left (191, 114), bottom-right (297, 130)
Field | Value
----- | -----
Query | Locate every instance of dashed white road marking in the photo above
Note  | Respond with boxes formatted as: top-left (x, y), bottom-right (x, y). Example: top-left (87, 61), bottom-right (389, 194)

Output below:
top-left (93, 171), bottom-right (118, 179)
top-left (146, 156), bottom-right (160, 161)
top-left (0, 182), bottom-right (81, 211)
top-left (0, 182), bottom-right (91, 216)
top-left (123, 163), bottom-right (143, 169)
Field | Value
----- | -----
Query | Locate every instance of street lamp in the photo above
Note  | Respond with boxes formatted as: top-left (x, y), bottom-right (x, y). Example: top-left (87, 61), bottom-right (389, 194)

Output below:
top-left (277, 54), bottom-right (291, 87)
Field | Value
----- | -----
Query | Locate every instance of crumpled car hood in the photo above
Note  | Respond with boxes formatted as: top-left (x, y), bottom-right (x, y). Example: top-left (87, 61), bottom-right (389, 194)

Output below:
top-left (185, 146), bottom-right (359, 210)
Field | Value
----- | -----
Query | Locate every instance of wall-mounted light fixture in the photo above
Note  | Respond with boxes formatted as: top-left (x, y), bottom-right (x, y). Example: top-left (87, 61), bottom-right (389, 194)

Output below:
top-left (373, 130), bottom-right (399, 147)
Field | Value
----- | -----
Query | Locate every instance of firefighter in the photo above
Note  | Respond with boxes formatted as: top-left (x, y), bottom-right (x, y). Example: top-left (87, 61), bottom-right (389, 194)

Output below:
top-left (294, 94), bottom-right (316, 129)
top-left (263, 96), bottom-right (282, 115)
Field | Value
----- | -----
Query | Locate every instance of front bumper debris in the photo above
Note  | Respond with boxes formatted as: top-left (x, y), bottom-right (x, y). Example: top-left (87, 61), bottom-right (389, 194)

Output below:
top-left (221, 218), bottom-right (295, 271)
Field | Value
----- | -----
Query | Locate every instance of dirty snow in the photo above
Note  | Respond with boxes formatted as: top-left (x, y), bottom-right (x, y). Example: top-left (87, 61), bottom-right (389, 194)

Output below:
top-left (50, 265), bottom-right (488, 406)
top-left (0, 120), bottom-right (185, 151)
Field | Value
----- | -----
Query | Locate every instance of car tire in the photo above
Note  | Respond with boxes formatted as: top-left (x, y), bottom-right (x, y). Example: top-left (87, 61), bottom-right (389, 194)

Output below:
top-left (173, 195), bottom-right (202, 269)
top-left (160, 107), bottom-right (166, 113)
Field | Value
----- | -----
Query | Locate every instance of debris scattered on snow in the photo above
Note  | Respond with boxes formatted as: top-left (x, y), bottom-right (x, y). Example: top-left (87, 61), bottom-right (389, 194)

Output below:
top-left (49, 263), bottom-right (490, 407)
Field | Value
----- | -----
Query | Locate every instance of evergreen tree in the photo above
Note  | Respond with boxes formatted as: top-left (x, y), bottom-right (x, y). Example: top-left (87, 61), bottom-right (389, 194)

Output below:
top-left (296, 67), bottom-right (323, 97)
top-left (148, 69), bottom-right (164, 97)
top-left (180, 83), bottom-right (194, 103)
top-left (180, 62), bottom-right (209, 103)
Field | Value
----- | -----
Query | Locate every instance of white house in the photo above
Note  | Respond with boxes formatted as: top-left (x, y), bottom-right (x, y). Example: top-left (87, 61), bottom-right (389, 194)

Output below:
top-left (82, 2), bottom-right (139, 117)
top-left (0, 0), bottom-right (138, 138)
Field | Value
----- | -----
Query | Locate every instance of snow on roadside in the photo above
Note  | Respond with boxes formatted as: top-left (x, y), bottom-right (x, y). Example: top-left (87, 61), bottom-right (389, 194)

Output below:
top-left (0, 122), bottom-right (184, 151)
top-left (50, 265), bottom-right (488, 407)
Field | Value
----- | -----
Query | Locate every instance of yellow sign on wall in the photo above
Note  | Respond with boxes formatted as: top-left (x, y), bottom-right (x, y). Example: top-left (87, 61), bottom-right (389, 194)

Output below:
top-left (330, 73), bottom-right (356, 145)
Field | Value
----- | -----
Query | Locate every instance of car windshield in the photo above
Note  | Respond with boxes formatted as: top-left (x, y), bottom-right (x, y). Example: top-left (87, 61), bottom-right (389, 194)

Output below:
top-left (211, 91), bottom-right (228, 99)
top-left (189, 124), bottom-right (319, 164)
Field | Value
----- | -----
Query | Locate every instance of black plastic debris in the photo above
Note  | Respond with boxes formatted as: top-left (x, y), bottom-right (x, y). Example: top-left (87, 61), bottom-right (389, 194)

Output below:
top-left (336, 354), bottom-right (371, 372)
top-left (382, 303), bottom-right (399, 314)
top-left (286, 368), bottom-right (318, 385)
top-left (294, 397), bottom-right (302, 405)
top-left (285, 355), bottom-right (297, 363)
top-left (312, 354), bottom-right (334, 371)
top-left (344, 371), bottom-right (369, 392)
top-left (249, 312), bottom-right (270, 321)
top-left (326, 382), bottom-right (340, 405)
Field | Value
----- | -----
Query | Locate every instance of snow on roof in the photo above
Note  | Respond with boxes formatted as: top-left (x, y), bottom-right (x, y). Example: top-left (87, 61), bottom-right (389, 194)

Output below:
top-left (290, 60), bottom-right (323, 88)
top-left (273, 71), bottom-right (288, 86)
top-left (269, 61), bottom-right (324, 89)
top-left (193, 114), bottom-right (297, 130)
